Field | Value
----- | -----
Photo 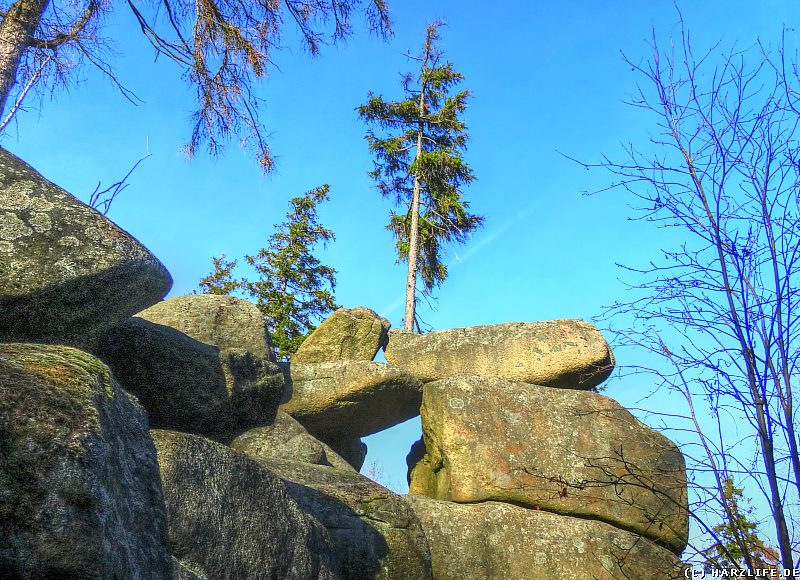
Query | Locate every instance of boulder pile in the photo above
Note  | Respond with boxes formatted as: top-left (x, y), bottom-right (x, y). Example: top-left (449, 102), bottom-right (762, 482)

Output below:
top-left (386, 324), bottom-right (686, 578)
top-left (0, 149), bottom-right (688, 579)
top-left (278, 306), bottom-right (421, 470)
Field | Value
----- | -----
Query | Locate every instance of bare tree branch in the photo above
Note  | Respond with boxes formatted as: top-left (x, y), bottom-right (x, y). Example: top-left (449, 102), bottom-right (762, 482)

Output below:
top-left (584, 18), bottom-right (800, 571)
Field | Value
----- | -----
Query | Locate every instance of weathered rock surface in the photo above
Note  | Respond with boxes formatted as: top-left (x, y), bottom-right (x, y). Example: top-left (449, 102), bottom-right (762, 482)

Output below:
top-left (246, 456), bottom-right (432, 580)
top-left (409, 376), bottom-right (688, 553)
top-left (385, 320), bottom-right (614, 389)
top-left (280, 361), bottom-right (423, 442)
top-left (0, 344), bottom-right (172, 579)
top-left (136, 293), bottom-right (275, 362)
top-left (152, 429), bottom-right (341, 580)
top-left (325, 436), bottom-right (369, 472)
top-left (173, 557), bottom-right (207, 580)
top-left (231, 411), bottom-right (354, 471)
top-left (292, 307), bottom-right (390, 363)
top-left (406, 497), bottom-right (685, 580)
top-left (0, 148), bottom-right (172, 349)
top-left (97, 317), bottom-right (283, 441)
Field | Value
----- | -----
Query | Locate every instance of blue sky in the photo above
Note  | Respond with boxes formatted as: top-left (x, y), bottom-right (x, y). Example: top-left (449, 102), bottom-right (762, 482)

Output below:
top-left (4, 0), bottom-right (798, 528)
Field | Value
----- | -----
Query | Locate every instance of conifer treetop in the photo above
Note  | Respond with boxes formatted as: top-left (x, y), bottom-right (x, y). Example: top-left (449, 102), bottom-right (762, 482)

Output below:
top-left (359, 21), bottom-right (483, 331)
top-left (245, 184), bottom-right (338, 359)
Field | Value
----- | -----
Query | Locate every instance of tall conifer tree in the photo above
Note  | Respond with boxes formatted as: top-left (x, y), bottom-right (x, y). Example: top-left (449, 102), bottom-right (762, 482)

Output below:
top-left (198, 186), bottom-right (338, 359)
top-left (359, 21), bottom-right (483, 331)
top-left (245, 184), bottom-right (338, 359)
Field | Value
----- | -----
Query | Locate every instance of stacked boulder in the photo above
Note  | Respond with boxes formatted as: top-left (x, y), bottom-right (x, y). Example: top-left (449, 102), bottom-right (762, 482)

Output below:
top-left (0, 149), bottom-right (172, 351)
top-left (93, 293), bottom-right (421, 578)
top-left (0, 149), bottom-right (175, 577)
top-left (97, 293), bottom-right (285, 442)
top-left (0, 149), bottom-right (352, 579)
top-left (95, 293), bottom-right (353, 578)
top-left (387, 322), bottom-right (688, 579)
top-left (279, 306), bottom-right (423, 469)
top-left (239, 306), bottom-right (434, 579)
top-left (1, 148), bottom-right (689, 579)
top-left (0, 150), bottom-right (434, 579)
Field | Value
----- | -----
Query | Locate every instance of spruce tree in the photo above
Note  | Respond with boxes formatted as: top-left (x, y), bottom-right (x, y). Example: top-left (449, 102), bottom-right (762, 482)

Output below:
top-left (197, 254), bottom-right (243, 295)
top-left (359, 21), bottom-right (483, 332)
top-left (702, 479), bottom-right (780, 570)
top-left (245, 184), bottom-right (338, 359)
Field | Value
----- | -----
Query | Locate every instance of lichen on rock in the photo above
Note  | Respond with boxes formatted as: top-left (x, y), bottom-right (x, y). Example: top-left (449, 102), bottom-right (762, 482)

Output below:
top-left (0, 147), bottom-right (172, 349)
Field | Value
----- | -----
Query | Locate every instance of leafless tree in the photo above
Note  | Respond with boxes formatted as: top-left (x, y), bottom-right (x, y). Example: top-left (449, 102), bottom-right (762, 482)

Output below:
top-left (88, 148), bottom-right (151, 214)
top-left (577, 18), bottom-right (800, 570)
top-left (0, 0), bottom-right (391, 171)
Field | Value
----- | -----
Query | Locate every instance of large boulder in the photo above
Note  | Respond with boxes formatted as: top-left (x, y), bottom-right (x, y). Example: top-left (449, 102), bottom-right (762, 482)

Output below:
top-left (97, 317), bottom-right (284, 441)
top-left (385, 320), bottom-right (614, 389)
top-left (244, 456), bottom-right (432, 580)
top-left (280, 361), bottom-right (423, 442)
top-left (292, 307), bottom-right (390, 363)
top-left (409, 376), bottom-right (688, 553)
top-left (0, 344), bottom-right (172, 578)
top-left (406, 497), bottom-right (685, 580)
top-left (0, 148), bottom-right (172, 349)
top-left (231, 411), bottom-right (355, 471)
top-left (136, 293), bottom-right (275, 362)
top-left (151, 429), bottom-right (341, 580)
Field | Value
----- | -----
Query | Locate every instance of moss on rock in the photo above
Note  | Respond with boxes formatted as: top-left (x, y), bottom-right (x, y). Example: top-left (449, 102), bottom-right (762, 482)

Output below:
top-left (0, 343), bottom-right (172, 578)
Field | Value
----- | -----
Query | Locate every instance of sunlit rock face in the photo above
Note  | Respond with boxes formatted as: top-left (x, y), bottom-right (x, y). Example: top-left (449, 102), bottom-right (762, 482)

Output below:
top-left (136, 293), bottom-right (276, 363)
top-left (408, 375), bottom-right (689, 553)
top-left (281, 360), bottom-right (423, 440)
top-left (406, 497), bottom-right (686, 580)
top-left (0, 148), bottom-right (172, 350)
top-left (385, 319), bottom-right (615, 388)
top-left (292, 306), bottom-right (390, 364)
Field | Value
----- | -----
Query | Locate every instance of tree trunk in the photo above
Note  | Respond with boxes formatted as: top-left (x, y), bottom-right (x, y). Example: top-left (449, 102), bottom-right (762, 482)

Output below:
top-left (781, 386), bottom-right (800, 494)
top-left (404, 132), bottom-right (422, 332)
top-left (403, 24), bottom-right (435, 333)
top-left (0, 0), bottom-right (49, 119)
top-left (687, 149), bottom-right (795, 569)
top-left (757, 418), bottom-right (794, 569)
